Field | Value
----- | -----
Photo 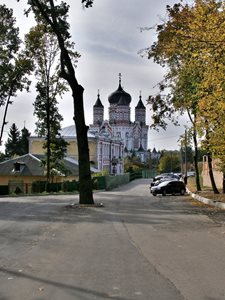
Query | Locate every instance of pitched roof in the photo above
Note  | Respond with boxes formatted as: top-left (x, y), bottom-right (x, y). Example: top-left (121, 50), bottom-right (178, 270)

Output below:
top-left (94, 93), bottom-right (104, 108)
top-left (60, 125), bottom-right (96, 138)
top-left (0, 154), bottom-right (44, 176)
top-left (64, 156), bottom-right (99, 174)
top-left (135, 96), bottom-right (145, 109)
top-left (137, 144), bottom-right (145, 152)
top-left (0, 153), bottom-right (99, 178)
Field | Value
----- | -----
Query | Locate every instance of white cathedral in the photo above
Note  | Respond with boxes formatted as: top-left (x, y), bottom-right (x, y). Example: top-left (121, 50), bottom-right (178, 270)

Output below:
top-left (89, 74), bottom-right (149, 162)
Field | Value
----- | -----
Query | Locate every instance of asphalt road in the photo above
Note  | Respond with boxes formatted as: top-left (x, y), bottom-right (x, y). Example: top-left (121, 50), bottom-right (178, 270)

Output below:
top-left (0, 179), bottom-right (225, 300)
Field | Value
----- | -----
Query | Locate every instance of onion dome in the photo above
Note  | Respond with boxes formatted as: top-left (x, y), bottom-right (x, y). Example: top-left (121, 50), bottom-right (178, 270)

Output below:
top-left (94, 90), bottom-right (104, 107)
top-left (108, 73), bottom-right (131, 105)
top-left (118, 96), bottom-right (128, 106)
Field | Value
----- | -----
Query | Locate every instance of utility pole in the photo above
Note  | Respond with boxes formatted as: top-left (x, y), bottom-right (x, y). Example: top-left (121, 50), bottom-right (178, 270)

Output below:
top-left (184, 129), bottom-right (187, 184)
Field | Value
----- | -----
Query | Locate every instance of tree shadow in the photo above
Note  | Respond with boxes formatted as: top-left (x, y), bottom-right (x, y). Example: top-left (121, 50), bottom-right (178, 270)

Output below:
top-left (0, 267), bottom-right (129, 300)
top-left (0, 178), bottom-right (223, 228)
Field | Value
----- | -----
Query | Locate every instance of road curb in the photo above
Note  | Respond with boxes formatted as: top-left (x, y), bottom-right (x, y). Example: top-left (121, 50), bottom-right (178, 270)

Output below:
top-left (186, 188), bottom-right (225, 210)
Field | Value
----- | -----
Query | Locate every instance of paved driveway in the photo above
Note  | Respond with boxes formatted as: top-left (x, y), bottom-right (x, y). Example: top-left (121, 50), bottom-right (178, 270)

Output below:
top-left (0, 179), bottom-right (225, 299)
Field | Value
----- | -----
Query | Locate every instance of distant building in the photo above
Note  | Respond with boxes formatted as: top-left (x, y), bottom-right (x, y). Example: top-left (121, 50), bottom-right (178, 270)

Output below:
top-left (151, 147), bottom-right (161, 160)
top-left (29, 125), bottom-right (124, 175)
top-left (25, 74), bottom-right (150, 176)
top-left (90, 74), bottom-right (149, 162)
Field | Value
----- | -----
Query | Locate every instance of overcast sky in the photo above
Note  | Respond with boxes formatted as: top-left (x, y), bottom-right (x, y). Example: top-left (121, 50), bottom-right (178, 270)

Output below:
top-left (0, 0), bottom-right (192, 152)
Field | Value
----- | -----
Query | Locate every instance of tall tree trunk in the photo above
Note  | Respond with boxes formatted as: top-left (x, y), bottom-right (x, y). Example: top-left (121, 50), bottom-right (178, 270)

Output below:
top-left (204, 126), bottom-right (219, 194)
top-left (207, 153), bottom-right (220, 194)
top-left (223, 172), bottom-right (225, 194)
top-left (192, 124), bottom-right (201, 191)
top-left (46, 86), bottom-right (51, 184)
top-left (0, 90), bottom-right (13, 147)
top-left (187, 110), bottom-right (201, 191)
top-left (32, 0), bottom-right (95, 204)
top-left (72, 84), bottom-right (94, 204)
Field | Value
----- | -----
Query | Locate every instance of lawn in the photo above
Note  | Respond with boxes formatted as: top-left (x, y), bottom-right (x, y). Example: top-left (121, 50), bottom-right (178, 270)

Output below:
top-left (187, 177), bottom-right (225, 203)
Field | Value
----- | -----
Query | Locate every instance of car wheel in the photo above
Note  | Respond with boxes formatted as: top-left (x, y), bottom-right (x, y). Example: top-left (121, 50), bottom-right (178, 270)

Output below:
top-left (180, 188), bottom-right (185, 195)
top-left (162, 190), bottom-right (166, 196)
top-left (152, 193), bottom-right (157, 196)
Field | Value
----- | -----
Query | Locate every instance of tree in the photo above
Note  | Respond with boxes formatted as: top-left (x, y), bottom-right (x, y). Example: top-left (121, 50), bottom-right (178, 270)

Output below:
top-left (5, 123), bottom-right (21, 157)
top-left (0, 4), bottom-right (33, 146)
top-left (5, 124), bottom-right (31, 157)
top-left (22, 0), bottom-right (95, 204)
top-left (0, 151), bottom-right (6, 162)
top-left (158, 151), bottom-right (181, 173)
top-left (25, 23), bottom-right (70, 182)
top-left (144, 0), bottom-right (224, 192)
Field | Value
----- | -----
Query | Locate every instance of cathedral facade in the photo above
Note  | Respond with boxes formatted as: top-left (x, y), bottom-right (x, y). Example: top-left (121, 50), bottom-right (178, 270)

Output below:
top-left (90, 74), bottom-right (149, 162)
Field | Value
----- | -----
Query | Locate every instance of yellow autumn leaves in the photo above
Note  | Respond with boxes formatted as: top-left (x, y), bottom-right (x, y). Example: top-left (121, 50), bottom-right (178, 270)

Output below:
top-left (150, 0), bottom-right (225, 164)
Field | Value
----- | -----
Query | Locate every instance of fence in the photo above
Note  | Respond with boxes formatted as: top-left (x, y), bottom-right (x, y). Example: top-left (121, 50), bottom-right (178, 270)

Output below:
top-left (0, 169), bottom-right (155, 196)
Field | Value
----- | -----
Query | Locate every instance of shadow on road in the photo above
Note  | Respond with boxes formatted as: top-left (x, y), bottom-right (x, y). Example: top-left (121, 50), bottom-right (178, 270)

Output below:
top-left (0, 267), bottom-right (129, 300)
top-left (0, 179), bottom-right (224, 227)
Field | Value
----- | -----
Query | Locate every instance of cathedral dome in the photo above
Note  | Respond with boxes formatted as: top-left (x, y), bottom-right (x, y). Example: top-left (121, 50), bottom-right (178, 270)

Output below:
top-left (108, 74), bottom-right (131, 105)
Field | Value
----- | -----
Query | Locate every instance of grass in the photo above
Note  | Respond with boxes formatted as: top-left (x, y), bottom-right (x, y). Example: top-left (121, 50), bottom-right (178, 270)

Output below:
top-left (187, 177), bottom-right (225, 203)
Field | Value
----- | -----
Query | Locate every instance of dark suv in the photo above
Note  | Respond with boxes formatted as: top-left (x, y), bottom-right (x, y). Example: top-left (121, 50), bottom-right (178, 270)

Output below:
top-left (151, 180), bottom-right (186, 196)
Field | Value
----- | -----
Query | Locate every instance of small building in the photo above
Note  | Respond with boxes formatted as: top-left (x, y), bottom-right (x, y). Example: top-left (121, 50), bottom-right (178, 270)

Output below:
top-left (0, 154), bottom-right (47, 194)
top-left (151, 147), bottom-right (161, 160)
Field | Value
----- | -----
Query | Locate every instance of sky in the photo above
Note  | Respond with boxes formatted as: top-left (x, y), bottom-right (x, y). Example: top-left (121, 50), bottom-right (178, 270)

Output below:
top-left (0, 0), bottom-right (192, 152)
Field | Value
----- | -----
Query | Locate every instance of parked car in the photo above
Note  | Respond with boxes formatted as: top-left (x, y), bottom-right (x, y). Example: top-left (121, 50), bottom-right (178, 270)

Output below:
top-left (150, 180), bottom-right (186, 196)
top-left (150, 176), bottom-right (179, 188)
top-left (187, 171), bottom-right (195, 177)
top-left (153, 173), bottom-right (174, 182)
top-left (151, 173), bottom-right (180, 187)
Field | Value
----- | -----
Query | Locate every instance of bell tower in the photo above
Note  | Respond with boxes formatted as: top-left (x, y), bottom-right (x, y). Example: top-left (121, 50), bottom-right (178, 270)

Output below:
top-left (93, 90), bottom-right (104, 126)
top-left (135, 91), bottom-right (146, 125)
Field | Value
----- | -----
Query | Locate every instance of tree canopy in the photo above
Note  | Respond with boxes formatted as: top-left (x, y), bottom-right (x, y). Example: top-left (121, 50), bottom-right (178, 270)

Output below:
top-left (145, 0), bottom-right (225, 189)
top-left (0, 4), bottom-right (33, 146)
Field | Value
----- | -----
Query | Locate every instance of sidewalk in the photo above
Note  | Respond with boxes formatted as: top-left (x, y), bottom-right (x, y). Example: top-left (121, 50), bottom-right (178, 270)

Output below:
top-left (187, 188), bottom-right (225, 210)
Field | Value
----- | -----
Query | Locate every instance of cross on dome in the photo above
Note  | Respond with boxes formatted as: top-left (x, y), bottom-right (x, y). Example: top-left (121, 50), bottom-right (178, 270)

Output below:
top-left (119, 73), bottom-right (122, 86)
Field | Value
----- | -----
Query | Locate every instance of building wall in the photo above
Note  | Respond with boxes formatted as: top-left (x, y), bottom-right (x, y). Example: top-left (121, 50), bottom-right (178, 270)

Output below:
top-left (29, 139), bottom-right (45, 155)
top-left (65, 140), bottom-right (79, 158)
top-left (202, 156), bottom-right (223, 189)
top-left (29, 133), bottom-right (124, 175)
top-left (29, 137), bottom-right (97, 167)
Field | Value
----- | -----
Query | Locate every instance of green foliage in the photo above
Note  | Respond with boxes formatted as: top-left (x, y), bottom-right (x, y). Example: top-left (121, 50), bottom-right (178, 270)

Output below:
top-left (5, 123), bottom-right (31, 157)
top-left (158, 151), bottom-right (181, 173)
top-left (0, 151), bottom-right (6, 162)
top-left (0, 4), bottom-right (33, 145)
top-left (124, 156), bottom-right (146, 173)
top-left (25, 23), bottom-right (70, 180)
top-left (93, 169), bottom-right (109, 177)
top-left (5, 123), bottom-right (21, 157)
